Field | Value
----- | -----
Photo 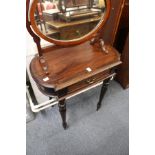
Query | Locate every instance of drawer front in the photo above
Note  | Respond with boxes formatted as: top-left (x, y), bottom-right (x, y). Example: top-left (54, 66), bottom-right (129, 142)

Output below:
top-left (67, 70), bottom-right (110, 94)
top-left (36, 69), bottom-right (113, 99)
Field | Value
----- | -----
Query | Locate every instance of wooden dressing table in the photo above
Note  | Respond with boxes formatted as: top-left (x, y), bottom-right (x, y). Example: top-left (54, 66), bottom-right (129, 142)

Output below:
top-left (27, 0), bottom-right (121, 129)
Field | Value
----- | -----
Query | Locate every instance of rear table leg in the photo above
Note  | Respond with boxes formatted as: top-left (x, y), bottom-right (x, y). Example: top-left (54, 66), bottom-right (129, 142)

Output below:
top-left (97, 78), bottom-right (111, 111)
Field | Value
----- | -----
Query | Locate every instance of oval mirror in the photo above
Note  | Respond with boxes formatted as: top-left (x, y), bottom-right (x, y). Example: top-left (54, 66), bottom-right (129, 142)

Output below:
top-left (30, 0), bottom-right (111, 45)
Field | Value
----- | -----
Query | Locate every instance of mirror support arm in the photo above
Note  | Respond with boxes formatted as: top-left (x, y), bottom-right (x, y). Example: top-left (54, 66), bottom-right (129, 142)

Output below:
top-left (26, 0), bottom-right (43, 57)
top-left (99, 39), bottom-right (109, 54)
top-left (26, 0), bottom-right (50, 75)
top-left (90, 33), bottom-right (109, 54)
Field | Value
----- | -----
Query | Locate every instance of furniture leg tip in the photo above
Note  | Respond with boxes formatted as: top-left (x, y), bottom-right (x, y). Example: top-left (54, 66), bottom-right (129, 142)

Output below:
top-left (96, 104), bottom-right (101, 111)
top-left (63, 123), bottom-right (68, 130)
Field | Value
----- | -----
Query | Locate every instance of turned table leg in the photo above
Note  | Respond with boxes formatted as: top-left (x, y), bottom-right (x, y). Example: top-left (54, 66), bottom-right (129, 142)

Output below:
top-left (58, 99), bottom-right (68, 129)
top-left (97, 78), bottom-right (111, 111)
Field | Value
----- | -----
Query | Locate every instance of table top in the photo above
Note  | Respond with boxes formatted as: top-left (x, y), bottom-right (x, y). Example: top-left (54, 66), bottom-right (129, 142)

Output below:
top-left (30, 42), bottom-right (121, 91)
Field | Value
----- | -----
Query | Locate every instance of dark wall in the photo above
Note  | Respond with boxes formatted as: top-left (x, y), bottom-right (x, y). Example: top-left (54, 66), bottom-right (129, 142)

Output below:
top-left (102, 0), bottom-right (125, 45)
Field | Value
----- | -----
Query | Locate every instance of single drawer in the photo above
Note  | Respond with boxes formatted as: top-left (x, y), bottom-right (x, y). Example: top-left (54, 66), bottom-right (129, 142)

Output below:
top-left (37, 69), bottom-right (114, 99)
top-left (67, 69), bottom-right (110, 94)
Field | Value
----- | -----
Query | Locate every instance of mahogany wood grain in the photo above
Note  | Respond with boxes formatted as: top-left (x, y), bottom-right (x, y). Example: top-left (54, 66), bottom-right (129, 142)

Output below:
top-left (30, 41), bottom-right (121, 91)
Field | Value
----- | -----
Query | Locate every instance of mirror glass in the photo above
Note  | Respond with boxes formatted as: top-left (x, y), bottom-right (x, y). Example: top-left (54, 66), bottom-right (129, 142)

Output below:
top-left (34, 0), bottom-right (106, 41)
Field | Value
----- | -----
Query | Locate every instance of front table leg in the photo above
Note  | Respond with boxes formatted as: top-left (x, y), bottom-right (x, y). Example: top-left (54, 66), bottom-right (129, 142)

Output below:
top-left (97, 78), bottom-right (111, 111)
top-left (58, 99), bottom-right (68, 129)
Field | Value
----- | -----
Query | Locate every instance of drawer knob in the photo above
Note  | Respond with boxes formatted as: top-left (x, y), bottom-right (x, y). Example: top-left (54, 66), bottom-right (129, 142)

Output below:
top-left (86, 78), bottom-right (96, 84)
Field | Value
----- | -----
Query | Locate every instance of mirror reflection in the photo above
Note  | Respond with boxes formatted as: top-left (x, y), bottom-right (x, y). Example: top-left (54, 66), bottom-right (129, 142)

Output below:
top-left (34, 0), bottom-right (106, 40)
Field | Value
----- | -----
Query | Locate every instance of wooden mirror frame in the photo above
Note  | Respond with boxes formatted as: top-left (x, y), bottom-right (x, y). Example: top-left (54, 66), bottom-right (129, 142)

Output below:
top-left (29, 0), bottom-right (111, 46)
